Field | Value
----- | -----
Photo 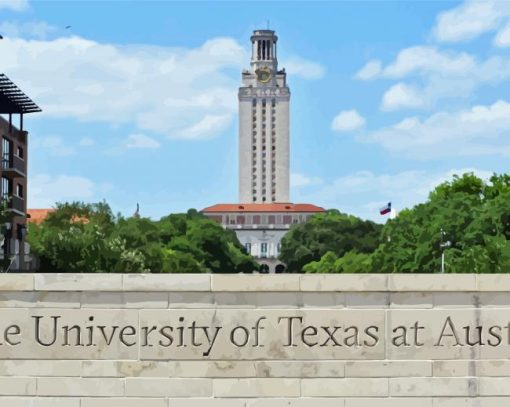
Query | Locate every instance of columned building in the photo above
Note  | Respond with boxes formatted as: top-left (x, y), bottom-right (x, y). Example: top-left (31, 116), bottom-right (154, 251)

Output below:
top-left (202, 29), bottom-right (324, 273)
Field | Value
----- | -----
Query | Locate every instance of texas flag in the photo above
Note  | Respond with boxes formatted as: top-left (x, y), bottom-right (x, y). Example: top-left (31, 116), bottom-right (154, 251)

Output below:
top-left (379, 202), bottom-right (391, 215)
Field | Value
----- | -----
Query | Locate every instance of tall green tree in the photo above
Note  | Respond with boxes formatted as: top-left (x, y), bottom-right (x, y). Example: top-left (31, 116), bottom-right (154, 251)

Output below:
top-left (371, 173), bottom-right (510, 273)
top-left (279, 210), bottom-right (382, 273)
top-left (28, 203), bottom-right (258, 273)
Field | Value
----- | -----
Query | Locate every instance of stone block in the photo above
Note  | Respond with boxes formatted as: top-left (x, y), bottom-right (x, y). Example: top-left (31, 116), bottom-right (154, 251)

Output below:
top-left (479, 378), bottom-right (510, 395)
top-left (433, 361), bottom-right (472, 377)
top-left (389, 274), bottom-right (476, 292)
top-left (477, 275), bottom-right (510, 291)
top-left (212, 275), bottom-right (300, 291)
top-left (246, 399), bottom-right (347, 407)
top-left (301, 378), bottom-right (388, 397)
top-left (0, 274), bottom-right (33, 291)
top-left (125, 378), bottom-right (212, 397)
top-left (82, 361), bottom-right (169, 377)
top-left (34, 274), bottom-right (122, 291)
top-left (256, 361), bottom-right (344, 378)
top-left (301, 292), bottom-right (345, 308)
top-left (82, 399), bottom-right (168, 407)
top-left (0, 377), bottom-right (36, 395)
top-left (433, 398), bottom-right (510, 407)
top-left (390, 377), bottom-right (477, 397)
top-left (0, 308), bottom-right (139, 360)
top-left (213, 378), bottom-right (300, 397)
top-left (139, 309), bottom-right (385, 360)
top-left (345, 361), bottom-right (432, 377)
top-left (0, 397), bottom-right (80, 407)
top-left (300, 275), bottom-right (388, 292)
top-left (0, 360), bottom-right (81, 376)
top-left (345, 292), bottom-right (389, 308)
top-left (346, 399), bottom-right (432, 407)
top-left (81, 292), bottom-right (168, 308)
top-left (123, 274), bottom-right (210, 291)
top-left (37, 377), bottom-right (124, 396)
top-left (169, 292), bottom-right (215, 308)
top-left (433, 292), bottom-right (479, 308)
top-left (390, 292), bottom-right (434, 309)
top-left (168, 361), bottom-right (256, 378)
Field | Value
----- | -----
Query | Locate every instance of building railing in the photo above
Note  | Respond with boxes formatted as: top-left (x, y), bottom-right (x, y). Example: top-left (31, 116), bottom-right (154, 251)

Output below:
top-left (2, 194), bottom-right (24, 215)
top-left (1, 154), bottom-right (25, 177)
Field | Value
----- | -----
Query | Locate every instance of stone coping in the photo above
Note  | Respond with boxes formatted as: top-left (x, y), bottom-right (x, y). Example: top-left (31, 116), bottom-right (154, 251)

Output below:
top-left (0, 273), bottom-right (509, 292)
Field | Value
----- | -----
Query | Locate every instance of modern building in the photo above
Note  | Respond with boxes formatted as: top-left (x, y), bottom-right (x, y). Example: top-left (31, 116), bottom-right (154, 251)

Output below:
top-left (0, 74), bottom-right (41, 271)
top-left (202, 30), bottom-right (324, 273)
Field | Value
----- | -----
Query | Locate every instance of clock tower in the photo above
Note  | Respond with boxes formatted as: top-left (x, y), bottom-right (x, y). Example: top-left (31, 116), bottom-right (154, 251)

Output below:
top-left (238, 29), bottom-right (290, 203)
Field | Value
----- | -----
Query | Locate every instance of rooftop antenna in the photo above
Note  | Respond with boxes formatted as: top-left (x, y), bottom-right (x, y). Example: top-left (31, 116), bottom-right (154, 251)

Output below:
top-left (267, 20), bottom-right (270, 29)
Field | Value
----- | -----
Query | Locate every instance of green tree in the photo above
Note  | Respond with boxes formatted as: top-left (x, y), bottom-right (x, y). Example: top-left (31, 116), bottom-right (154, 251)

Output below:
top-left (280, 210), bottom-right (382, 273)
top-left (372, 173), bottom-right (510, 273)
top-left (28, 203), bottom-right (258, 273)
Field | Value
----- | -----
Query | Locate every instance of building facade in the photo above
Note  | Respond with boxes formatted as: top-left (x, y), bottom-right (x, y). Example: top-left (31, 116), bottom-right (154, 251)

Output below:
top-left (239, 30), bottom-right (290, 204)
top-left (0, 74), bottom-right (41, 271)
top-left (202, 29), bottom-right (324, 273)
top-left (202, 203), bottom-right (324, 273)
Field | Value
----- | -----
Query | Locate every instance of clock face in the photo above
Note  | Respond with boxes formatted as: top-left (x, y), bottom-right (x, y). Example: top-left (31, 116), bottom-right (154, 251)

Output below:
top-left (256, 67), bottom-right (272, 83)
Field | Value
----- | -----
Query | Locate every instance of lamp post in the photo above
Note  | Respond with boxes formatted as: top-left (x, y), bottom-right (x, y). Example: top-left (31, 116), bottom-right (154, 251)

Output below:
top-left (439, 228), bottom-right (451, 273)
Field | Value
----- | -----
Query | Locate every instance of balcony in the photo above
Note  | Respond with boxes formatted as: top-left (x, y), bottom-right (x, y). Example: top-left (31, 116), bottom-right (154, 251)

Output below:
top-left (1, 155), bottom-right (25, 178)
top-left (2, 195), bottom-right (25, 216)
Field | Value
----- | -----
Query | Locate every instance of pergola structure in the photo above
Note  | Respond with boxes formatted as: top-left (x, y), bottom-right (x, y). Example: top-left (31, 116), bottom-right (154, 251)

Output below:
top-left (0, 74), bottom-right (41, 131)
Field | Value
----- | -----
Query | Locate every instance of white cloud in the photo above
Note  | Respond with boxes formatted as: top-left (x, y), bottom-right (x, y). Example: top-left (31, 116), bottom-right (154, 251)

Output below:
top-left (1, 34), bottom-right (323, 139)
top-left (32, 136), bottom-right (75, 156)
top-left (355, 60), bottom-right (382, 80)
top-left (356, 45), bottom-right (510, 110)
top-left (293, 168), bottom-right (493, 222)
top-left (331, 110), bottom-right (366, 132)
top-left (0, 0), bottom-right (28, 11)
top-left (79, 137), bottom-right (94, 147)
top-left (125, 133), bottom-right (160, 149)
top-left (283, 56), bottom-right (326, 80)
top-left (384, 46), bottom-right (474, 78)
top-left (0, 36), bottom-right (245, 140)
top-left (381, 83), bottom-right (425, 111)
top-left (494, 21), bottom-right (510, 46)
top-left (0, 21), bottom-right (57, 39)
top-left (290, 173), bottom-right (323, 188)
top-left (433, 0), bottom-right (509, 43)
top-left (29, 174), bottom-right (95, 208)
top-left (361, 99), bottom-right (510, 159)
top-left (177, 114), bottom-right (232, 140)
top-left (357, 47), bottom-right (474, 81)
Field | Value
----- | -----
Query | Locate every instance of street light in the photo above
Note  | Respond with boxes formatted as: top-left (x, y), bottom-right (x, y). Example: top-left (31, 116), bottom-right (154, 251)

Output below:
top-left (439, 228), bottom-right (451, 273)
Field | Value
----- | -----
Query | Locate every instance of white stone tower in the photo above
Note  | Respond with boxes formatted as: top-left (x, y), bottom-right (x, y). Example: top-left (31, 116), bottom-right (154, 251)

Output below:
top-left (239, 29), bottom-right (290, 203)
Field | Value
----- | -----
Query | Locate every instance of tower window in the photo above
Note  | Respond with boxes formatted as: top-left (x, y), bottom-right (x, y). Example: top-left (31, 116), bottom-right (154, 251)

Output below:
top-left (272, 145), bottom-right (275, 150)
top-left (252, 99), bottom-right (256, 106)
top-left (271, 99), bottom-right (275, 106)
top-left (253, 145), bottom-right (256, 150)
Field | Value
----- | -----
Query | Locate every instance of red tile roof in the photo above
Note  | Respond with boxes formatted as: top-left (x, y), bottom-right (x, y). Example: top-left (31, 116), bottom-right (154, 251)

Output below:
top-left (27, 209), bottom-right (55, 224)
top-left (27, 209), bottom-right (90, 224)
top-left (202, 203), bottom-right (325, 213)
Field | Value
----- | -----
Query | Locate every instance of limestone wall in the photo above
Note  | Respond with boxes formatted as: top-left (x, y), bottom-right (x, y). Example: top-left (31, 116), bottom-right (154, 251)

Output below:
top-left (0, 273), bottom-right (510, 406)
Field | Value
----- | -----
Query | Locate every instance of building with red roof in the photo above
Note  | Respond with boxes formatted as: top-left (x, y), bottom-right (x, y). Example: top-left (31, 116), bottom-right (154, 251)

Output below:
top-left (201, 30), bottom-right (324, 273)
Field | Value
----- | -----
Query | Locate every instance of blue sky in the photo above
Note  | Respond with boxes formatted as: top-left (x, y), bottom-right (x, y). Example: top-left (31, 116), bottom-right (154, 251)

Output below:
top-left (1, 0), bottom-right (509, 221)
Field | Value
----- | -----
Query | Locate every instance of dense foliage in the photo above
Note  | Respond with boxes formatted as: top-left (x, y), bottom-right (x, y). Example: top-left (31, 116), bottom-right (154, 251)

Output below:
top-left (28, 203), bottom-right (257, 273)
top-left (289, 173), bottom-right (510, 273)
top-left (279, 210), bottom-right (382, 273)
